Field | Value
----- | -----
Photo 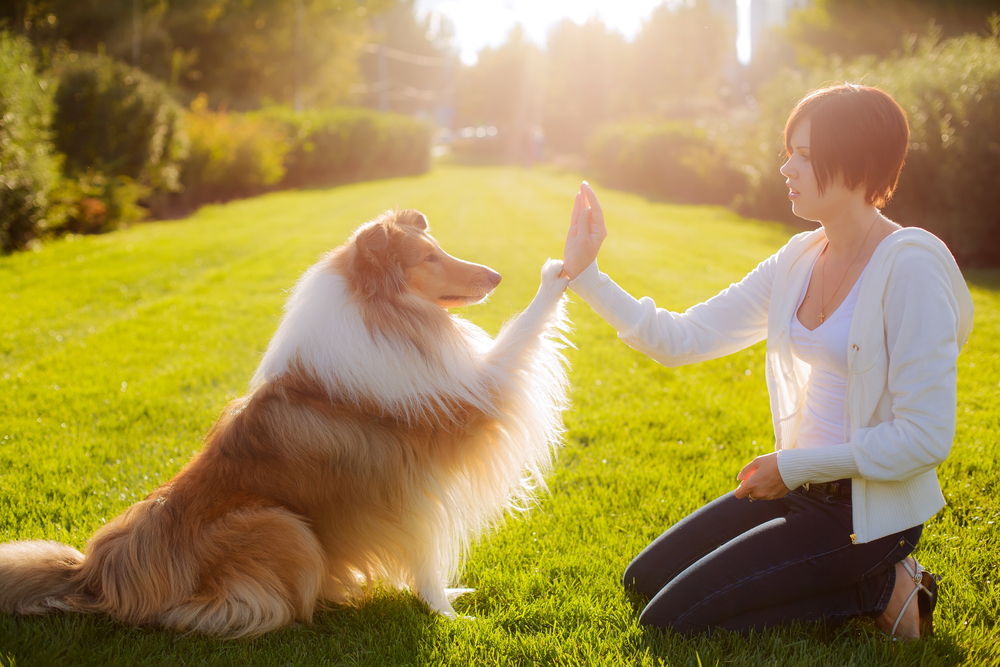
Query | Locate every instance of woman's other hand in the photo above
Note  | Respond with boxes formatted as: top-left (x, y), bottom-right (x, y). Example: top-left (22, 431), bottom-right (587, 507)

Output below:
top-left (735, 452), bottom-right (792, 501)
top-left (561, 181), bottom-right (607, 280)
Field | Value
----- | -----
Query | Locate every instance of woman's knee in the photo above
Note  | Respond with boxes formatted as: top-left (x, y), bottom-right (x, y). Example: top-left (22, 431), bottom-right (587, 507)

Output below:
top-left (622, 553), bottom-right (664, 598)
top-left (637, 592), bottom-right (691, 633)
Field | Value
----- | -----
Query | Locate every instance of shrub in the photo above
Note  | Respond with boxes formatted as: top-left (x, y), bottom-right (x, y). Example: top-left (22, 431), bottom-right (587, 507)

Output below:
top-left (52, 52), bottom-right (187, 193)
top-left (171, 95), bottom-right (288, 208)
top-left (60, 171), bottom-right (150, 234)
top-left (0, 32), bottom-right (64, 252)
top-left (739, 25), bottom-right (1000, 267)
top-left (256, 106), bottom-right (433, 188)
top-left (586, 121), bottom-right (747, 206)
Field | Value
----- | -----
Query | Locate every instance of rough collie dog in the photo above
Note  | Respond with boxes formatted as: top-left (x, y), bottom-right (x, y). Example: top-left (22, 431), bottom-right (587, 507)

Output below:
top-left (0, 209), bottom-right (570, 637)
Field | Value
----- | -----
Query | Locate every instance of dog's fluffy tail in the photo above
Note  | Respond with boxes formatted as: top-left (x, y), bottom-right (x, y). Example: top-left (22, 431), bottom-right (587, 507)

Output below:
top-left (0, 540), bottom-right (85, 615)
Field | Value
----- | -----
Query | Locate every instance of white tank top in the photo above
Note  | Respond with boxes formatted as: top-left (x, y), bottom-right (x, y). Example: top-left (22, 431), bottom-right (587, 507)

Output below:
top-left (790, 255), bottom-right (867, 448)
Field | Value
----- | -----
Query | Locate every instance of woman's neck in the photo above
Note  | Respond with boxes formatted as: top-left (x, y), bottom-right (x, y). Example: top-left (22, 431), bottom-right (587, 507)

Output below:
top-left (820, 200), bottom-right (883, 260)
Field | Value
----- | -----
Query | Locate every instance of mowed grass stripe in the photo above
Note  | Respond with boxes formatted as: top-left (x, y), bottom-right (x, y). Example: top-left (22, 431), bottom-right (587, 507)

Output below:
top-left (0, 165), bottom-right (996, 666)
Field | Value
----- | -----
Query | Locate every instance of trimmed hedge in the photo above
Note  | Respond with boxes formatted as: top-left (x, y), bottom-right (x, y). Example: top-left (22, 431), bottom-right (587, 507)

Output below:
top-left (739, 28), bottom-right (1000, 267)
top-left (586, 121), bottom-right (746, 206)
top-left (174, 97), bottom-right (289, 208)
top-left (52, 53), bottom-right (187, 193)
top-left (0, 32), bottom-right (63, 252)
top-left (257, 106), bottom-right (433, 188)
top-left (3, 48), bottom-right (434, 247)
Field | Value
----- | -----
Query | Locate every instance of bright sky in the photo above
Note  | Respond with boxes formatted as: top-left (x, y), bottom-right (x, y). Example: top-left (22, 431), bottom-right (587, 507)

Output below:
top-left (416, 0), bottom-right (673, 65)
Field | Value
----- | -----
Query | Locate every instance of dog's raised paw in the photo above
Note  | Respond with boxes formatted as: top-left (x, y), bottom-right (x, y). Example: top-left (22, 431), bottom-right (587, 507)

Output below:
top-left (540, 258), bottom-right (568, 287)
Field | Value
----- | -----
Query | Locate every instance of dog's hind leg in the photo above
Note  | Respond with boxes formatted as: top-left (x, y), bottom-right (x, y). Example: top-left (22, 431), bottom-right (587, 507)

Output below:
top-left (160, 507), bottom-right (325, 638)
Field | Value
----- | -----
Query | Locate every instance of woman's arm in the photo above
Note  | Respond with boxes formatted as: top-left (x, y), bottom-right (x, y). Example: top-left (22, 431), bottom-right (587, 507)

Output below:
top-left (563, 182), bottom-right (777, 366)
top-left (569, 254), bottom-right (776, 367)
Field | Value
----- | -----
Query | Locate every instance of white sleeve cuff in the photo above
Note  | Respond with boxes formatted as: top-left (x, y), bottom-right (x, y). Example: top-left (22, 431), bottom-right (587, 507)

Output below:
top-left (567, 260), bottom-right (646, 334)
top-left (777, 445), bottom-right (861, 489)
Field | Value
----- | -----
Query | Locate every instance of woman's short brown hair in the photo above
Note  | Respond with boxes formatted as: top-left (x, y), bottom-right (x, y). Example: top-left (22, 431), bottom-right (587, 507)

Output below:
top-left (784, 84), bottom-right (909, 208)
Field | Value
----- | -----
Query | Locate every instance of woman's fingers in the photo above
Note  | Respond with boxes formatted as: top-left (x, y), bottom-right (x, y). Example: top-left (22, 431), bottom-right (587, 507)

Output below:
top-left (581, 182), bottom-right (607, 241)
top-left (582, 181), bottom-right (602, 215)
top-left (736, 459), bottom-right (758, 481)
top-left (562, 181), bottom-right (606, 280)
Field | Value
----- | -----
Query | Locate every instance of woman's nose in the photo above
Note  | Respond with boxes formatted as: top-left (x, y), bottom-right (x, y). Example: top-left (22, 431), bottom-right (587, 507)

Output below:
top-left (779, 160), bottom-right (794, 178)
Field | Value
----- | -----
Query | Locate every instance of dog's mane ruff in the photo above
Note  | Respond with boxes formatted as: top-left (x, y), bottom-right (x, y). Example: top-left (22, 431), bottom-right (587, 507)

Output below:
top-left (250, 256), bottom-right (501, 426)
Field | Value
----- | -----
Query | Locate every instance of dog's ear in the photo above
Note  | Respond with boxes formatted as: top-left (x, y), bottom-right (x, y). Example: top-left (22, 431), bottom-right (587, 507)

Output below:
top-left (356, 223), bottom-right (389, 260)
top-left (395, 209), bottom-right (428, 231)
top-left (351, 223), bottom-right (403, 298)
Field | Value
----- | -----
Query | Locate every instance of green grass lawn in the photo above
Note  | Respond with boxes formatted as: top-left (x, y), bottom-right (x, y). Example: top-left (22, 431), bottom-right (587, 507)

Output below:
top-left (1, 165), bottom-right (998, 666)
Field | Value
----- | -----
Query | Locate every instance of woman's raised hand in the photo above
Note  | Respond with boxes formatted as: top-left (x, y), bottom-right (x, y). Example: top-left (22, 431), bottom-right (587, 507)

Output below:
top-left (561, 181), bottom-right (607, 280)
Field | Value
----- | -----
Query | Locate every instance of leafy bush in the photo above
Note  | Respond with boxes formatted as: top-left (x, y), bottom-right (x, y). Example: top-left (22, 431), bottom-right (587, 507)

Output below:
top-left (739, 25), bottom-right (1000, 266)
top-left (0, 32), bottom-right (64, 252)
top-left (52, 52), bottom-right (187, 193)
top-left (587, 121), bottom-right (747, 206)
top-left (61, 172), bottom-right (150, 234)
top-left (257, 106), bottom-right (433, 188)
top-left (169, 95), bottom-right (288, 209)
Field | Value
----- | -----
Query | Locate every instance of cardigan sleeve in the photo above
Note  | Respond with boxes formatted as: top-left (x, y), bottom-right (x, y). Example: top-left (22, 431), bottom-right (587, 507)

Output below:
top-left (777, 246), bottom-right (966, 486)
top-left (568, 253), bottom-right (775, 367)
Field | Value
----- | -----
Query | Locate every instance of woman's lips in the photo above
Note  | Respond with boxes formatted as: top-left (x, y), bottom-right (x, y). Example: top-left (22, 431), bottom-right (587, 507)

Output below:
top-left (788, 188), bottom-right (800, 200)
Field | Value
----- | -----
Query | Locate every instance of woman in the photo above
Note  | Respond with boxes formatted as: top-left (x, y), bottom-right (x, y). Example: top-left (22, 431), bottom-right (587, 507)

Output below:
top-left (559, 84), bottom-right (974, 638)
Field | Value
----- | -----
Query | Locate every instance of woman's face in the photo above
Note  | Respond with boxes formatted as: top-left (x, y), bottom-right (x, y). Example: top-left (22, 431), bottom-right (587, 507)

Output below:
top-left (779, 117), bottom-right (854, 223)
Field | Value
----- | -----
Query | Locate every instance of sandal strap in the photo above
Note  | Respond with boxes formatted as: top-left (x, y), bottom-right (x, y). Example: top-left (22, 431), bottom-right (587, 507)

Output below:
top-left (890, 557), bottom-right (928, 637)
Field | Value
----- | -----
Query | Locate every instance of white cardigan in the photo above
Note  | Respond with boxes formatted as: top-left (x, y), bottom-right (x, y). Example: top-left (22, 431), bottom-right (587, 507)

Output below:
top-left (569, 227), bottom-right (974, 544)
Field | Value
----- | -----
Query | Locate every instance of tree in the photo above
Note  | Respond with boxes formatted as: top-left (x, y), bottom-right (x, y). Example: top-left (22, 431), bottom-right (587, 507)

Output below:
top-left (543, 17), bottom-right (631, 154)
top-left (356, 0), bottom-right (458, 118)
top-left (784, 0), bottom-right (999, 65)
top-left (456, 26), bottom-right (542, 128)
top-left (0, 0), bottom-right (393, 109)
top-left (629, 0), bottom-right (735, 116)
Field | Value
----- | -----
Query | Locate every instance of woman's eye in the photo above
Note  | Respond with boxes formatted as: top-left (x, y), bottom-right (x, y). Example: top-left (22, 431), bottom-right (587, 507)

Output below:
top-left (425, 254), bottom-right (439, 263)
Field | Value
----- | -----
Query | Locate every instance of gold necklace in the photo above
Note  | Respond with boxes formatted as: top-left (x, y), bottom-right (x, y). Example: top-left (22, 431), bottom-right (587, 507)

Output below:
top-left (818, 212), bottom-right (881, 323)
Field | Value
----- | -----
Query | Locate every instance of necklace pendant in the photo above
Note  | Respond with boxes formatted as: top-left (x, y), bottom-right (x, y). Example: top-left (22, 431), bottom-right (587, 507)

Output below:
top-left (819, 311), bottom-right (825, 324)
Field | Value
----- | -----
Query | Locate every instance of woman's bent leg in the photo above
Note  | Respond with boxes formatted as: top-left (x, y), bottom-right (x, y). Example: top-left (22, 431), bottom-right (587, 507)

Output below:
top-left (637, 490), bottom-right (922, 635)
top-left (623, 492), bottom-right (788, 599)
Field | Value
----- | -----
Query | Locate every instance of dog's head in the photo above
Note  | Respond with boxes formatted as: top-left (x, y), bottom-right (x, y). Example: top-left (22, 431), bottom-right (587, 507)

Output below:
top-left (346, 209), bottom-right (501, 308)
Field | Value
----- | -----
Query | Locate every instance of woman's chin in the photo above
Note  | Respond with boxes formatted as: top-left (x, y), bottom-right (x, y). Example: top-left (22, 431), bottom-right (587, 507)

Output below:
top-left (790, 202), bottom-right (820, 223)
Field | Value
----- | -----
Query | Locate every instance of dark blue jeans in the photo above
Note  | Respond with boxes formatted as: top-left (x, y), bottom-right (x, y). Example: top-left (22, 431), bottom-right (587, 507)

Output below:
top-left (623, 484), bottom-right (922, 635)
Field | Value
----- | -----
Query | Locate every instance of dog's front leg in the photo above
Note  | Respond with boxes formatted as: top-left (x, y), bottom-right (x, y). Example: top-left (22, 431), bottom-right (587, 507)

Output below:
top-left (484, 258), bottom-right (570, 373)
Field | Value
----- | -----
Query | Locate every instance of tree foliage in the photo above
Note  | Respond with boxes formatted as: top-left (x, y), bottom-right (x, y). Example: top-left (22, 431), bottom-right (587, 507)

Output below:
top-left (783, 0), bottom-right (999, 65)
top-left (455, 1), bottom-right (736, 158)
top-left (0, 31), bottom-right (62, 252)
top-left (52, 52), bottom-right (187, 191)
top-left (629, 2), bottom-right (734, 115)
top-left (0, 0), bottom-right (386, 110)
top-left (355, 0), bottom-right (457, 118)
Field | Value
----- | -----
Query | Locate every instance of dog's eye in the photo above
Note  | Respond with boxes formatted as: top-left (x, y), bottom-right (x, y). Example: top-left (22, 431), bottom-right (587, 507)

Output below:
top-left (425, 254), bottom-right (439, 263)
